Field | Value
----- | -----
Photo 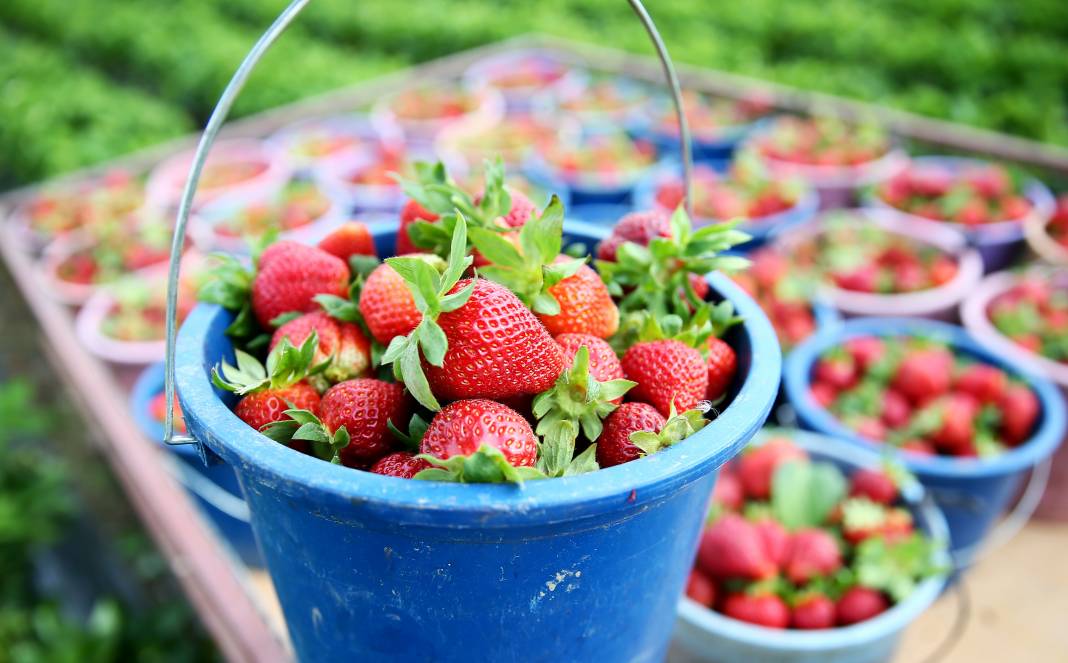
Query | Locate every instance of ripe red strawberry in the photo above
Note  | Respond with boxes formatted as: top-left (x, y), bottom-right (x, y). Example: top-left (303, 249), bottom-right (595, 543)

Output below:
top-left (596, 210), bottom-right (671, 261)
top-left (697, 514), bottom-right (778, 581)
top-left (370, 451), bottom-right (431, 479)
top-left (892, 348), bottom-right (953, 405)
top-left (836, 587), bottom-right (889, 626)
top-left (251, 241), bottom-right (350, 328)
top-left (359, 262), bottom-right (424, 345)
top-left (149, 392), bottom-right (186, 433)
top-left (420, 399), bottom-right (538, 467)
top-left (595, 402), bottom-right (666, 467)
top-left (792, 594), bottom-right (836, 630)
top-left (810, 381), bottom-right (837, 408)
top-left (317, 221), bottom-right (376, 261)
top-left (270, 311), bottom-right (371, 388)
top-left (900, 439), bottom-right (936, 456)
top-left (396, 199), bottom-right (439, 255)
top-left (425, 279), bottom-right (565, 401)
top-left (235, 383), bottom-right (321, 432)
top-left (881, 389), bottom-right (911, 429)
top-left (930, 394), bottom-right (978, 455)
top-left (712, 469), bottom-right (743, 511)
top-left (318, 379), bottom-right (411, 466)
top-left (685, 570), bottom-right (717, 607)
top-left (555, 333), bottom-right (624, 396)
top-left (722, 593), bottom-right (790, 629)
top-left (955, 364), bottom-right (1007, 404)
top-left (754, 518), bottom-right (789, 568)
top-left (849, 468), bottom-right (898, 505)
top-left (813, 353), bottom-right (857, 390)
top-left (737, 437), bottom-right (808, 500)
top-left (622, 339), bottom-right (708, 417)
top-left (705, 337), bottom-right (737, 401)
top-left (844, 336), bottom-right (884, 372)
top-left (853, 416), bottom-right (887, 441)
top-left (538, 263), bottom-right (619, 338)
top-left (999, 383), bottom-right (1040, 446)
top-left (784, 528), bottom-right (842, 584)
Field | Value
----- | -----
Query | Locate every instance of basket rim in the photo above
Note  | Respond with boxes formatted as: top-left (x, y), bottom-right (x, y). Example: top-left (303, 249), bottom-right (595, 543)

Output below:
top-left (175, 221), bottom-right (783, 527)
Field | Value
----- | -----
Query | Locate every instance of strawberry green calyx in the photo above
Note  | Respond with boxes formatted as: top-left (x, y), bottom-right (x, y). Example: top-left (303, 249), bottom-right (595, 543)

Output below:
top-left (414, 444), bottom-right (548, 484)
top-left (197, 253), bottom-right (265, 346)
top-left (533, 346), bottom-right (636, 477)
top-left (468, 195), bottom-right (585, 315)
top-left (398, 159), bottom-right (515, 257)
top-left (261, 407), bottom-right (351, 464)
top-left (212, 332), bottom-right (322, 396)
top-left (771, 460), bottom-right (847, 530)
top-left (628, 404), bottom-right (709, 457)
top-left (380, 215), bottom-right (475, 411)
top-left (613, 302), bottom-right (739, 357)
top-left (597, 206), bottom-right (750, 319)
top-left (854, 533), bottom-right (945, 602)
top-left (387, 413), bottom-right (430, 452)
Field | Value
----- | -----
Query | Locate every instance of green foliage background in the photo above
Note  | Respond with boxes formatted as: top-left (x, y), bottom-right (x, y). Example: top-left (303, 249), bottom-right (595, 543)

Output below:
top-left (1, 0), bottom-right (1066, 187)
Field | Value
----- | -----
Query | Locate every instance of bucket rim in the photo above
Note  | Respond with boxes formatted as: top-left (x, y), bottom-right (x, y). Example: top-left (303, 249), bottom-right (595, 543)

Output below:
top-left (782, 316), bottom-right (1067, 479)
top-left (175, 223), bottom-right (782, 526)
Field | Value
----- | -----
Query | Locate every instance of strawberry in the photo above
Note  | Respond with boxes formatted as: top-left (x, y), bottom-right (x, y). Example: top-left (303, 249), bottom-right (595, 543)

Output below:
top-left (149, 392), bottom-right (186, 433)
top-left (420, 399), bottom-right (538, 468)
top-left (853, 416), bottom-right (887, 442)
top-left (424, 278), bottom-right (564, 401)
top-left (537, 262), bottom-right (619, 338)
top-left (317, 221), bottom-right (376, 261)
top-left (892, 348), bottom-right (953, 405)
top-left (754, 518), bottom-right (789, 568)
top-left (235, 384), bottom-right (321, 434)
top-left (396, 199), bottom-right (439, 255)
top-left (844, 337), bottom-right (884, 373)
top-left (783, 528), bottom-right (842, 584)
top-left (473, 188), bottom-right (535, 228)
top-left (813, 353), bottom-right (856, 391)
top-left (810, 381), bottom-right (837, 408)
top-left (955, 364), bottom-right (1007, 404)
top-left (712, 469), bottom-right (744, 511)
top-left (900, 439), bottom-right (936, 456)
top-left (930, 394), bottom-right (978, 454)
top-left (737, 437), bottom-right (808, 500)
top-left (596, 210), bottom-right (670, 262)
top-left (370, 451), bottom-right (431, 479)
top-left (555, 333), bottom-right (624, 387)
top-left (791, 594), bottom-right (836, 630)
top-left (622, 339), bottom-right (708, 417)
top-left (697, 514), bottom-right (778, 581)
top-left (722, 593), bottom-right (790, 629)
top-left (881, 389), bottom-right (911, 429)
top-left (314, 379), bottom-right (411, 466)
top-left (595, 401), bottom-right (694, 469)
top-left (358, 260), bottom-right (430, 345)
top-left (705, 336), bottom-right (737, 401)
top-left (849, 468), bottom-right (898, 505)
top-left (685, 570), bottom-right (717, 607)
top-left (999, 383), bottom-right (1040, 445)
top-left (836, 587), bottom-right (888, 626)
top-left (270, 311), bottom-right (371, 389)
top-left (251, 241), bottom-right (350, 328)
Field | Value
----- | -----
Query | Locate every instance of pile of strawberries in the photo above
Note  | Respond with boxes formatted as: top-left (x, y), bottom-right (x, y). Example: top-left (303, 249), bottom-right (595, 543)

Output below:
top-left (876, 162), bottom-right (1032, 225)
top-left (810, 335), bottom-right (1041, 458)
top-left (688, 436), bottom-right (941, 629)
top-left (792, 214), bottom-right (960, 294)
top-left (989, 276), bottom-right (1068, 366)
top-left (653, 156), bottom-right (807, 224)
top-left (540, 133), bottom-right (657, 187)
top-left (753, 116), bottom-right (891, 167)
top-left (650, 90), bottom-right (773, 140)
top-left (730, 248), bottom-right (818, 349)
top-left (1049, 194), bottom-right (1068, 250)
top-left (200, 161), bottom-right (749, 482)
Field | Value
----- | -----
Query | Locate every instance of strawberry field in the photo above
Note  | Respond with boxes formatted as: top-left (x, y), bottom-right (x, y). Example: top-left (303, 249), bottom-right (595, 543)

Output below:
top-left (2, 0), bottom-right (1068, 188)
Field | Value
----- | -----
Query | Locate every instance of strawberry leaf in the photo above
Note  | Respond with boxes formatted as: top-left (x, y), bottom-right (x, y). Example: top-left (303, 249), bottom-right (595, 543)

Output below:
top-left (469, 227), bottom-right (524, 267)
top-left (854, 533), bottom-right (945, 602)
top-left (415, 445), bottom-right (548, 484)
top-left (771, 460), bottom-right (847, 530)
top-left (387, 413), bottom-right (429, 452)
top-left (563, 444), bottom-right (600, 476)
top-left (316, 293), bottom-right (362, 324)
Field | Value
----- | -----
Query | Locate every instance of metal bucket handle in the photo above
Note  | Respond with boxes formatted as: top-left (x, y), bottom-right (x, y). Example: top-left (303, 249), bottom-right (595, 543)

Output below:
top-left (162, 0), bottom-right (693, 446)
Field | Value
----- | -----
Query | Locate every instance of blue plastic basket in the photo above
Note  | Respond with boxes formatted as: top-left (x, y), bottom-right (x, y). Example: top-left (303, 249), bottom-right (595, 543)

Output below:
top-left (783, 317), bottom-right (1067, 560)
top-left (174, 221), bottom-right (781, 662)
top-left (673, 428), bottom-right (950, 663)
top-left (130, 363), bottom-right (262, 566)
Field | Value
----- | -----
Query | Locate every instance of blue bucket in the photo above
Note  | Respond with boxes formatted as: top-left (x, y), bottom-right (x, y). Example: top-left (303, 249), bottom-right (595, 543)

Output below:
top-left (175, 221), bottom-right (782, 662)
top-left (783, 317), bottom-right (1067, 559)
top-left (633, 161), bottom-right (820, 251)
top-left (862, 156), bottom-right (1056, 273)
top-left (673, 428), bottom-right (950, 663)
top-left (568, 202), bottom-right (636, 227)
top-left (130, 363), bottom-right (262, 567)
